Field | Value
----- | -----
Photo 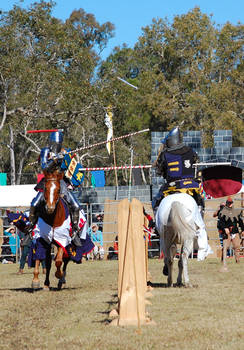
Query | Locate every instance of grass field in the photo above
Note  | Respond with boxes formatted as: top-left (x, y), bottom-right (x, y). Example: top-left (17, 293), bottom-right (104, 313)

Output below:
top-left (1, 257), bottom-right (244, 350)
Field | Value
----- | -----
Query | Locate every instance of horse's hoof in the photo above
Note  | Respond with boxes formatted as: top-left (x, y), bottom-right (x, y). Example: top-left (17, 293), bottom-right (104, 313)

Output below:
top-left (176, 282), bottom-right (184, 287)
top-left (184, 283), bottom-right (193, 288)
top-left (32, 281), bottom-right (40, 290)
top-left (55, 271), bottom-right (63, 279)
top-left (43, 285), bottom-right (50, 291)
top-left (163, 265), bottom-right (168, 276)
top-left (57, 280), bottom-right (63, 290)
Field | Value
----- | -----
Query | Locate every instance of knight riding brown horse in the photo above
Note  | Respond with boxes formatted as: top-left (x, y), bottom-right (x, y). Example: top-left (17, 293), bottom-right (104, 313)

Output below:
top-left (32, 169), bottom-right (72, 289)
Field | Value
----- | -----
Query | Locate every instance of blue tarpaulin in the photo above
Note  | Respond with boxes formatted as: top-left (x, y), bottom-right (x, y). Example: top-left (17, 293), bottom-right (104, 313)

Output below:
top-left (91, 171), bottom-right (105, 187)
top-left (0, 173), bottom-right (7, 186)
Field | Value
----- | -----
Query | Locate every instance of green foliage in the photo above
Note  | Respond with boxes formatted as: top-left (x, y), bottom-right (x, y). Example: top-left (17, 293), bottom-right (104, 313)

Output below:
top-left (100, 7), bottom-right (243, 147)
top-left (0, 1), bottom-right (114, 184)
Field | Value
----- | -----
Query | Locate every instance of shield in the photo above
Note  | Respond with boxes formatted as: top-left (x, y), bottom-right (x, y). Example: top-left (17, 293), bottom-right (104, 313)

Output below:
top-left (61, 152), bottom-right (84, 187)
top-left (202, 165), bottom-right (242, 198)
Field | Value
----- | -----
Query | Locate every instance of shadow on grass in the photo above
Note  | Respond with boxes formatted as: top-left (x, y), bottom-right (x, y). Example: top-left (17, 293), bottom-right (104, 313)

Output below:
top-left (10, 272), bottom-right (34, 275)
top-left (94, 295), bottom-right (119, 325)
top-left (0, 286), bottom-right (83, 293)
top-left (0, 287), bottom-right (40, 293)
top-left (147, 281), bottom-right (168, 288)
top-left (147, 281), bottom-right (197, 288)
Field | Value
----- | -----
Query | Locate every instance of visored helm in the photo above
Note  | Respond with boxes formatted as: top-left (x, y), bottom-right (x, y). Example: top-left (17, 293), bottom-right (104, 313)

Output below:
top-left (49, 131), bottom-right (63, 153)
top-left (163, 126), bottom-right (182, 148)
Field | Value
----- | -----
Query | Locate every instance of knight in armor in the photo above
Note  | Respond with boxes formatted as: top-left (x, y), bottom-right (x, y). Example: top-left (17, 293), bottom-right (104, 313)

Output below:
top-left (28, 131), bottom-right (81, 240)
top-left (153, 126), bottom-right (212, 265)
top-left (153, 126), bottom-right (204, 212)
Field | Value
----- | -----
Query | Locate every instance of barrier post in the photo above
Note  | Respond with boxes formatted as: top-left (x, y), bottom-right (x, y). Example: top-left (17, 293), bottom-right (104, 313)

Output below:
top-left (110, 198), bottom-right (154, 327)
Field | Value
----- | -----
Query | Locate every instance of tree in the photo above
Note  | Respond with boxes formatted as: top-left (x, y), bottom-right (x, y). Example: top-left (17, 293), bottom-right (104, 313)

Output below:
top-left (100, 7), bottom-right (243, 149)
top-left (0, 1), bottom-right (115, 184)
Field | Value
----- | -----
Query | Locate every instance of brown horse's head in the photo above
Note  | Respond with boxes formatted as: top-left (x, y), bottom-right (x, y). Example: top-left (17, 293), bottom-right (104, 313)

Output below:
top-left (43, 170), bottom-right (64, 214)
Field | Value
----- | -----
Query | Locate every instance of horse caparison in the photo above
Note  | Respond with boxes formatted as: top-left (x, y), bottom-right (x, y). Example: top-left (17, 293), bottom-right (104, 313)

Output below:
top-left (32, 170), bottom-right (69, 290)
top-left (156, 193), bottom-right (199, 288)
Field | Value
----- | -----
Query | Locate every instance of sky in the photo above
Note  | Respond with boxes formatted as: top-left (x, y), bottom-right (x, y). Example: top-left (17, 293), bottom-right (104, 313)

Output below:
top-left (1, 0), bottom-right (244, 59)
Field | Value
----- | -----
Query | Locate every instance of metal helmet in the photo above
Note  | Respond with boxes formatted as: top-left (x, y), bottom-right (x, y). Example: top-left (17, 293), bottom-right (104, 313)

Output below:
top-left (164, 126), bottom-right (182, 148)
top-left (49, 131), bottom-right (63, 153)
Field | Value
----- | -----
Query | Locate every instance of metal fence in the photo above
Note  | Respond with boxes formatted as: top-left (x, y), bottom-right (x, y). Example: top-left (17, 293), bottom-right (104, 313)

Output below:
top-left (3, 198), bottom-right (243, 263)
top-left (0, 202), bottom-right (160, 263)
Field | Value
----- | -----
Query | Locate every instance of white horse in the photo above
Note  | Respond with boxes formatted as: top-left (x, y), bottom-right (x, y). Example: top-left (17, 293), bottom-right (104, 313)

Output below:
top-left (155, 192), bottom-right (210, 287)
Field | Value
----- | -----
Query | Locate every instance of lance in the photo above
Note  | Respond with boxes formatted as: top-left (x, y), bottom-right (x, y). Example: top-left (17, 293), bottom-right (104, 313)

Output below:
top-left (27, 129), bottom-right (64, 134)
top-left (79, 165), bottom-right (152, 172)
top-left (70, 128), bottom-right (149, 154)
top-left (27, 128), bottom-right (150, 166)
top-left (80, 162), bottom-right (232, 172)
top-left (117, 77), bottom-right (138, 90)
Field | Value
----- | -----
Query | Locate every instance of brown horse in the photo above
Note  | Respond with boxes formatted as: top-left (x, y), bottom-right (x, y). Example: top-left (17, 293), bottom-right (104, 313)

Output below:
top-left (32, 170), bottom-right (71, 290)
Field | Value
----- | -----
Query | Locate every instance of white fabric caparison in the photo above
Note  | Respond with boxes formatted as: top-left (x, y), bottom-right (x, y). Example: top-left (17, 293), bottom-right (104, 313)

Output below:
top-left (155, 192), bottom-right (212, 261)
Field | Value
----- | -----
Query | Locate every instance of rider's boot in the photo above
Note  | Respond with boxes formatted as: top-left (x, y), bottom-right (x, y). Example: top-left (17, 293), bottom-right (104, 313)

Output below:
top-left (71, 209), bottom-right (82, 247)
top-left (27, 192), bottom-right (43, 236)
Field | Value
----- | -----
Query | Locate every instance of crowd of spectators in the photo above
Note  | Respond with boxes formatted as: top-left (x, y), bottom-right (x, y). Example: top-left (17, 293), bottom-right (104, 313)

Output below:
top-left (0, 208), bottom-right (160, 265)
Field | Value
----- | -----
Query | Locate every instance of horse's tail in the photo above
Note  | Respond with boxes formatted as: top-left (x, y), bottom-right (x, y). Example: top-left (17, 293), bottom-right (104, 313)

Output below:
top-left (169, 201), bottom-right (196, 244)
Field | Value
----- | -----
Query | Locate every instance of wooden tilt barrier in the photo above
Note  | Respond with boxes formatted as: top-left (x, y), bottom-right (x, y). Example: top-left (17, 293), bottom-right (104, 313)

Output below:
top-left (110, 198), bottom-right (155, 327)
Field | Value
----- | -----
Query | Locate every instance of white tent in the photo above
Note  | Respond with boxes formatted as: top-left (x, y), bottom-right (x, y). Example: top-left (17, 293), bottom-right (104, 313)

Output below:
top-left (0, 184), bottom-right (36, 207)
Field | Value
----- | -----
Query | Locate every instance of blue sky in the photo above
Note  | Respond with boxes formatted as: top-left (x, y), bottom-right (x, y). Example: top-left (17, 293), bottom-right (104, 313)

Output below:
top-left (2, 0), bottom-right (243, 59)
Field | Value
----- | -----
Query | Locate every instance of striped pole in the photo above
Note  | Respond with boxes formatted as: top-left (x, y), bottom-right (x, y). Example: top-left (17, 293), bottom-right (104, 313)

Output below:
top-left (27, 128), bottom-right (150, 166)
top-left (70, 128), bottom-right (149, 154)
top-left (78, 162), bottom-right (232, 172)
top-left (79, 165), bottom-right (152, 172)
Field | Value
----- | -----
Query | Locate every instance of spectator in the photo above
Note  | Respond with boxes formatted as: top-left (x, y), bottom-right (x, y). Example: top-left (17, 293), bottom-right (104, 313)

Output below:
top-left (88, 224), bottom-right (104, 260)
top-left (0, 236), bottom-right (15, 264)
top-left (143, 208), bottom-right (160, 258)
top-left (17, 231), bottom-right (32, 274)
top-left (218, 197), bottom-right (243, 264)
top-left (213, 202), bottom-right (226, 256)
top-left (4, 225), bottom-right (20, 258)
top-left (95, 213), bottom-right (104, 232)
top-left (107, 235), bottom-right (118, 260)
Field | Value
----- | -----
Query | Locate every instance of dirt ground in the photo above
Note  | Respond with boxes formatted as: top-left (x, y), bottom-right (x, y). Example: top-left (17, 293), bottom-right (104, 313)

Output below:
top-left (1, 257), bottom-right (244, 350)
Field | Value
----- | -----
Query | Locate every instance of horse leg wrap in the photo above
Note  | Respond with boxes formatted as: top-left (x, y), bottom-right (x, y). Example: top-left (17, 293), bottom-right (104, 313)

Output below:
top-left (32, 280), bottom-right (41, 290)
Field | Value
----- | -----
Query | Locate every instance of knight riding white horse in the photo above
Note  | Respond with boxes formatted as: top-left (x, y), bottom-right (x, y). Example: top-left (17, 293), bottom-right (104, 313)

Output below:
top-left (156, 192), bottom-right (211, 262)
top-left (153, 127), bottom-right (212, 285)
